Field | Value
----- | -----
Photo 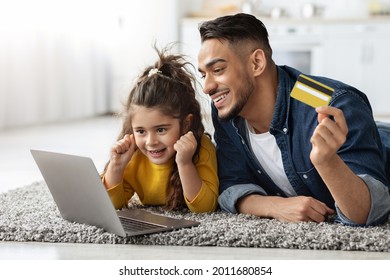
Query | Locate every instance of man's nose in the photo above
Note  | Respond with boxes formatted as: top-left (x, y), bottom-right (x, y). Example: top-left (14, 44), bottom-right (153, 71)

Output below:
top-left (202, 75), bottom-right (217, 96)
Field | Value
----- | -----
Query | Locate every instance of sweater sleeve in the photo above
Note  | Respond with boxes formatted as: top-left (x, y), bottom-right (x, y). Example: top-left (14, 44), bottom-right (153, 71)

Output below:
top-left (102, 175), bottom-right (135, 210)
top-left (184, 135), bottom-right (219, 213)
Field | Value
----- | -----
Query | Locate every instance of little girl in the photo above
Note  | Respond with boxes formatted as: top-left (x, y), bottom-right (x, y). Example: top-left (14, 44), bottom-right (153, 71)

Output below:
top-left (102, 47), bottom-right (218, 213)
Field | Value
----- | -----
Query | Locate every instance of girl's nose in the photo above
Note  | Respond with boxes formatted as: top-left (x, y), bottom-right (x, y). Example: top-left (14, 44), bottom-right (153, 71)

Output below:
top-left (146, 133), bottom-right (158, 145)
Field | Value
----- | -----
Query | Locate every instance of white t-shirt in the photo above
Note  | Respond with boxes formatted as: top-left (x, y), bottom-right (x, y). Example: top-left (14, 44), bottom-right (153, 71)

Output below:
top-left (247, 122), bottom-right (296, 196)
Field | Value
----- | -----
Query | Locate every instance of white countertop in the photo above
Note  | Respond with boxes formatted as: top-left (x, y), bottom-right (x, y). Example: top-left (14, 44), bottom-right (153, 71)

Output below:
top-left (182, 15), bottom-right (390, 25)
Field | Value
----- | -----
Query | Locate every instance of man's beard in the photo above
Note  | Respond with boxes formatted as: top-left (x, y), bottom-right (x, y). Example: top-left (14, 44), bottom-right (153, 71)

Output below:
top-left (219, 76), bottom-right (254, 122)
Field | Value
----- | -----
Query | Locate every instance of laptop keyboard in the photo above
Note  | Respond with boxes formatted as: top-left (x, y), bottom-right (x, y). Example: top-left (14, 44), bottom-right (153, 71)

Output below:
top-left (119, 216), bottom-right (166, 233)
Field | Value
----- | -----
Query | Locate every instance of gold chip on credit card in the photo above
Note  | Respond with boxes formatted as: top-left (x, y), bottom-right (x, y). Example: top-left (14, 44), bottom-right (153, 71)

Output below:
top-left (290, 74), bottom-right (334, 108)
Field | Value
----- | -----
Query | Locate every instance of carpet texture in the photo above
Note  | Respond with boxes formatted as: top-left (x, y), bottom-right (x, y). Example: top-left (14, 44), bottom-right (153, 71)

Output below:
top-left (1, 181), bottom-right (390, 252)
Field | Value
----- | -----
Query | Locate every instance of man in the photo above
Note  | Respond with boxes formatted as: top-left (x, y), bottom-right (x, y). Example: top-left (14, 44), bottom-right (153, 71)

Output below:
top-left (197, 13), bottom-right (390, 226)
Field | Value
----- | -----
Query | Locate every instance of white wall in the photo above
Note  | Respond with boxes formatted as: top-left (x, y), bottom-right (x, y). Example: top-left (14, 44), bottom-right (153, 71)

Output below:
top-left (0, 0), bottom-right (179, 129)
top-left (0, 0), bottom-right (115, 129)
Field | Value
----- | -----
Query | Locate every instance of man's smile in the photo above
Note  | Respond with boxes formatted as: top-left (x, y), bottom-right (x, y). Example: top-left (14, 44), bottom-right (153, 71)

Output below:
top-left (211, 89), bottom-right (230, 108)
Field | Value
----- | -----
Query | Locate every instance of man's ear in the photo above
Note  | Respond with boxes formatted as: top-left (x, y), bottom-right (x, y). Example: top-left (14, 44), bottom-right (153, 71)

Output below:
top-left (251, 49), bottom-right (266, 77)
top-left (183, 114), bottom-right (193, 133)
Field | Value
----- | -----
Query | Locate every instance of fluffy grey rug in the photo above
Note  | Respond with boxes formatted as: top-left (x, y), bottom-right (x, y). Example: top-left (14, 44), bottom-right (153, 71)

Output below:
top-left (1, 181), bottom-right (390, 252)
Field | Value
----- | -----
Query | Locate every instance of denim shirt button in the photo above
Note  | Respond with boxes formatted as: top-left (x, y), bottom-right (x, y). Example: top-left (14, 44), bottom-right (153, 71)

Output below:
top-left (283, 127), bottom-right (288, 134)
top-left (303, 174), bottom-right (308, 179)
top-left (257, 170), bottom-right (262, 174)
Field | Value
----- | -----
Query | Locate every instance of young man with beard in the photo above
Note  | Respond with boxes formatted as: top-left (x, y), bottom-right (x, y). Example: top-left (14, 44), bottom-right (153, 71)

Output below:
top-left (197, 13), bottom-right (390, 226)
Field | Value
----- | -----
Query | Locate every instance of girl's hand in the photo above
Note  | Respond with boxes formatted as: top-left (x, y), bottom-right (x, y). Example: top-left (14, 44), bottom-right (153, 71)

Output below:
top-left (310, 106), bottom-right (348, 167)
top-left (110, 134), bottom-right (137, 170)
top-left (104, 134), bottom-right (137, 189)
top-left (174, 131), bottom-right (197, 166)
top-left (174, 131), bottom-right (203, 202)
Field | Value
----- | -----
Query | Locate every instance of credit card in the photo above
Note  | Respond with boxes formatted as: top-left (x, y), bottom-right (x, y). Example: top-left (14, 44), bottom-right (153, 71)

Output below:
top-left (290, 74), bottom-right (334, 108)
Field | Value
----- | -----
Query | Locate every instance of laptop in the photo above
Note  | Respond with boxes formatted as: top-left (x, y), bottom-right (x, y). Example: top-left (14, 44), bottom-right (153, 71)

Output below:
top-left (30, 149), bottom-right (200, 237)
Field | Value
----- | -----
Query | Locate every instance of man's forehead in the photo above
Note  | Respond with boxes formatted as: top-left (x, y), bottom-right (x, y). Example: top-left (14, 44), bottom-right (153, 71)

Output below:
top-left (198, 39), bottom-right (231, 67)
top-left (200, 38), bottom-right (229, 51)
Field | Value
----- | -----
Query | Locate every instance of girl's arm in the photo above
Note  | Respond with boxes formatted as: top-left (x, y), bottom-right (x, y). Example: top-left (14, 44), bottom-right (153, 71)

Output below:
top-left (104, 134), bottom-right (137, 189)
top-left (174, 133), bottom-right (219, 212)
top-left (174, 131), bottom-right (202, 200)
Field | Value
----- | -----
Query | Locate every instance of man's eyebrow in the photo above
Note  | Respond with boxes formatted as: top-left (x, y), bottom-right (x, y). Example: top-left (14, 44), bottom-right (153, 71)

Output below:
top-left (198, 58), bottom-right (227, 72)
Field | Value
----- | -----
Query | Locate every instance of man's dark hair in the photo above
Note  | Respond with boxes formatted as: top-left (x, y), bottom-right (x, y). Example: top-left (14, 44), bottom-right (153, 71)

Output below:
top-left (199, 13), bottom-right (272, 58)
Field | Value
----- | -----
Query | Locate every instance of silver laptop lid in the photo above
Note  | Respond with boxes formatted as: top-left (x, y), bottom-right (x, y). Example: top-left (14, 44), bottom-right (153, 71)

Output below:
top-left (30, 149), bottom-right (126, 237)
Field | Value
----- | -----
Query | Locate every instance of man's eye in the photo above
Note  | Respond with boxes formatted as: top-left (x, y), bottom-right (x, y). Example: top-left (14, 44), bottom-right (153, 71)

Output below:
top-left (214, 67), bottom-right (223, 74)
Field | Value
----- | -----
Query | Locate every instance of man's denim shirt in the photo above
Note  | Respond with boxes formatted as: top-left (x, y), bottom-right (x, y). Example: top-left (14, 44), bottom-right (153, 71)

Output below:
top-left (215, 65), bottom-right (390, 226)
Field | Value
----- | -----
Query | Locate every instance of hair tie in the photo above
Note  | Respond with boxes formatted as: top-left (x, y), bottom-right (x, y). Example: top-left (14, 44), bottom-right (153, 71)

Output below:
top-left (148, 68), bottom-right (162, 77)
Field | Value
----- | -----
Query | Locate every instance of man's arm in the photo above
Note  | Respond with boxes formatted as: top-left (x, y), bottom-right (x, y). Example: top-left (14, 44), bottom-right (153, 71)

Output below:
top-left (237, 194), bottom-right (334, 223)
top-left (310, 106), bottom-right (370, 224)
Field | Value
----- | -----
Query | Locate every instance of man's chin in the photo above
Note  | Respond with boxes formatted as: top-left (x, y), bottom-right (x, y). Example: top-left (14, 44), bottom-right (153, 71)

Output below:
top-left (217, 107), bottom-right (240, 122)
top-left (218, 112), bottom-right (235, 122)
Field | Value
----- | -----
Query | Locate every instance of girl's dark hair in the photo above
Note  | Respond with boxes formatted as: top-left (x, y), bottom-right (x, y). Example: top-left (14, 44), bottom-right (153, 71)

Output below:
top-left (199, 13), bottom-right (273, 59)
top-left (105, 45), bottom-right (206, 210)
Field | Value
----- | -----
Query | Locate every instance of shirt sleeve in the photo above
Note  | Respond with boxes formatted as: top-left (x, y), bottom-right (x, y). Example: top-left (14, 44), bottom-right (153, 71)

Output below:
top-left (335, 174), bottom-right (390, 226)
top-left (218, 183), bottom-right (268, 213)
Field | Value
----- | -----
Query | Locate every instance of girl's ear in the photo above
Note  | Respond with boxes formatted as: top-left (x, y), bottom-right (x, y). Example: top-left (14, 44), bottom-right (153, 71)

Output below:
top-left (183, 114), bottom-right (193, 133)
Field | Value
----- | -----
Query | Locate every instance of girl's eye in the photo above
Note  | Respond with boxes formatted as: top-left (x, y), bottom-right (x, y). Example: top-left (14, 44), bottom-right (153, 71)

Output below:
top-left (157, 128), bottom-right (166, 133)
top-left (135, 129), bottom-right (145, 135)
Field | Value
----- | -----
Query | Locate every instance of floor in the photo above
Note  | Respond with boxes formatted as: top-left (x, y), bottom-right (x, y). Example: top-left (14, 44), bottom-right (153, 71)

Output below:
top-left (1, 115), bottom-right (390, 260)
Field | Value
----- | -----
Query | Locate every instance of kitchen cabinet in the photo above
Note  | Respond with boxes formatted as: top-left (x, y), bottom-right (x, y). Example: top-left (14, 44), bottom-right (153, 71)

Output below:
top-left (108, 0), bottom-right (180, 114)
top-left (321, 23), bottom-right (390, 116)
top-left (180, 17), bottom-right (390, 117)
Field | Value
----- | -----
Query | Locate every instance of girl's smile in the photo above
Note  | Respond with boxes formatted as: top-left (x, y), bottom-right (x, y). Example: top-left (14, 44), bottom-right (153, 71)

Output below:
top-left (147, 148), bottom-right (166, 158)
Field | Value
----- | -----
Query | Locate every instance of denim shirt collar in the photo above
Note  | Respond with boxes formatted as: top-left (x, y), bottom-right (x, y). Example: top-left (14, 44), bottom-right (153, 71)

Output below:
top-left (231, 65), bottom-right (300, 135)
top-left (270, 66), bottom-right (293, 134)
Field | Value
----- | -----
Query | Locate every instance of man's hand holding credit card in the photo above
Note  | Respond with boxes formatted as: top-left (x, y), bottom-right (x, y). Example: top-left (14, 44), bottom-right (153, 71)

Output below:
top-left (290, 74), bottom-right (334, 108)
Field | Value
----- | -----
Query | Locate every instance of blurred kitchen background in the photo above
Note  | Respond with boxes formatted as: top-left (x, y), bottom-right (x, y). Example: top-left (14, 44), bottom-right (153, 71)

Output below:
top-left (1, 0), bottom-right (390, 131)
top-left (2, 0), bottom-right (390, 193)
top-left (2, 0), bottom-right (390, 259)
